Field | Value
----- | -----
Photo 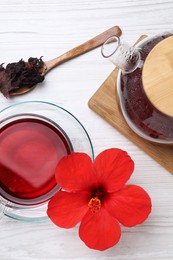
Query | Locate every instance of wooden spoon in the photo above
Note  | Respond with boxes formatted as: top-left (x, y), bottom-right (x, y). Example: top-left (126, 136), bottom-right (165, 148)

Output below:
top-left (8, 25), bottom-right (121, 96)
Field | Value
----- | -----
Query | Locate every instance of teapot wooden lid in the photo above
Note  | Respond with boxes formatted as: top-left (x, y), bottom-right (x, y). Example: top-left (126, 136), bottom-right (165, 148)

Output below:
top-left (142, 36), bottom-right (173, 117)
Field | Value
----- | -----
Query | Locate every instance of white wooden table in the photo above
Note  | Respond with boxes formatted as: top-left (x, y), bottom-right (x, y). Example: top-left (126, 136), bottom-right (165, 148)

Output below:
top-left (0, 1), bottom-right (173, 259)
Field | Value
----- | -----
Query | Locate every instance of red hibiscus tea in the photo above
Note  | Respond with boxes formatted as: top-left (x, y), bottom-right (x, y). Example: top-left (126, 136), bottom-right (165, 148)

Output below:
top-left (120, 33), bottom-right (173, 141)
top-left (0, 116), bottom-right (73, 206)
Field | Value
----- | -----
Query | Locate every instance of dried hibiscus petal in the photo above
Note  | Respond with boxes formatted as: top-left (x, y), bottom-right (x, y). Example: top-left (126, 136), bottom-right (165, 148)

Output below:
top-left (0, 57), bottom-right (45, 98)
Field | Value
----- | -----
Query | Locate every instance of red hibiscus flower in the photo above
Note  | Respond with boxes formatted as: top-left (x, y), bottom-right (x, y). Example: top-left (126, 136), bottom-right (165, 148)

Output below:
top-left (47, 148), bottom-right (152, 251)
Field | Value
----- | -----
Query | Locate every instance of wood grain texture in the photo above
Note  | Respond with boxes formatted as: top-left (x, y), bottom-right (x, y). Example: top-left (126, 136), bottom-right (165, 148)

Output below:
top-left (1, 1), bottom-right (173, 260)
top-left (45, 25), bottom-right (122, 71)
top-left (142, 35), bottom-right (173, 117)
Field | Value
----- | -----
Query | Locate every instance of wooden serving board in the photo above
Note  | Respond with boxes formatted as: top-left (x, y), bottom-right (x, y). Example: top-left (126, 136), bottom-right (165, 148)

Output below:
top-left (88, 36), bottom-right (173, 174)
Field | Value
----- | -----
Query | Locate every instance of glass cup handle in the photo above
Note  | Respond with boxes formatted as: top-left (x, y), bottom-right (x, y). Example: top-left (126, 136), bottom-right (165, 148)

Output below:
top-left (0, 198), bottom-right (11, 220)
top-left (0, 200), bottom-right (5, 220)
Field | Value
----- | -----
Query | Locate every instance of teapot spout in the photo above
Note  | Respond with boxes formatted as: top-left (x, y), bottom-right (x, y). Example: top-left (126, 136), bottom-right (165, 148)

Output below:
top-left (101, 35), bottom-right (141, 73)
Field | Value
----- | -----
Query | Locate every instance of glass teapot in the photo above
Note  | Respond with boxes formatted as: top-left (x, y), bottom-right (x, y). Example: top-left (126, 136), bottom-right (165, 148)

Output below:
top-left (101, 32), bottom-right (173, 144)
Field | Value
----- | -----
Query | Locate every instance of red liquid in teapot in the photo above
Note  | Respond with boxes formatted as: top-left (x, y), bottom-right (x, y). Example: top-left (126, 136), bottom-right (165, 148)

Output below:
top-left (120, 33), bottom-right (173, 141)
top-left (0, 118), bottom-right (72, 205)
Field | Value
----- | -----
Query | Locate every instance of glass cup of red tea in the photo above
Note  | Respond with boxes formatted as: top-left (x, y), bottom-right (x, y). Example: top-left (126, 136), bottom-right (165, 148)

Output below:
top-left (0, 101), bottom-right (94, 221)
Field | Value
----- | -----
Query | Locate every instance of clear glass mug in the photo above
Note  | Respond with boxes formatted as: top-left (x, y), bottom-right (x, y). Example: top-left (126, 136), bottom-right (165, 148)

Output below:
top-left (0, 101), bottom-right (94, 222)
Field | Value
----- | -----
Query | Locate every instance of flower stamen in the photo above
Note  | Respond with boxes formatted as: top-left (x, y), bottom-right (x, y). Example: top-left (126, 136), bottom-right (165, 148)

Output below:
top-left (88, 197), bottom-right (101, 213)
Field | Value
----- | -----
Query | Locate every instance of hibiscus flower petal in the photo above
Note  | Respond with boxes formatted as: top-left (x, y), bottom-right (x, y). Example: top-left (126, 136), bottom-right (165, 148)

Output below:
top-left (79, 208), bottom-right (121, 251)
top-left (105, 185), bottom-right (152, 227)
top-left (55, 153), bottom-right (96, 192)
top-left (47, 190), bottom-right (90, 228)
top-left (93, 148), bottom-right (134, 192)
